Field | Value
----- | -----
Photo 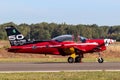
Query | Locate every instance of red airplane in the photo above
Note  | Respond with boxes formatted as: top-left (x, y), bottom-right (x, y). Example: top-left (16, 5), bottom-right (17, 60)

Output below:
top-left (5, 26), bottom-right (115, 63)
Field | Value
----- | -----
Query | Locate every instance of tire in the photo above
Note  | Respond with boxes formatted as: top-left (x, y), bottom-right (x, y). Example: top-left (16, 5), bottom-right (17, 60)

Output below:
top-left (68, 57), bottom-right (74, 63)
top-left (98, 57), bottom-right (104, 63)
top-left (75, 56), bottom-right (81, 63)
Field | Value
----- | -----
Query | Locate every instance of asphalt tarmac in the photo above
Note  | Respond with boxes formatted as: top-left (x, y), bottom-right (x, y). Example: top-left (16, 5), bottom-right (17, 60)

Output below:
top-left (0, 62), bottom-right (120, 72)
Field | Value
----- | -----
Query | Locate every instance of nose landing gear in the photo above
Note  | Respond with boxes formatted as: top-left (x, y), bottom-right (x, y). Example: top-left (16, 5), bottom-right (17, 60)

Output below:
top-left (98, 52), bottom-right (104, 63)
top-left (98, 57), bottom-right (104, 63)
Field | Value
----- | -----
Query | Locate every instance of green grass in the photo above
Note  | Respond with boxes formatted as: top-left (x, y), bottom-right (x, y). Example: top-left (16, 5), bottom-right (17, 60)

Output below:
top-left (0, 71), bottom-right (120, 80)
top-left (0, 58), bottom-right (120, 63)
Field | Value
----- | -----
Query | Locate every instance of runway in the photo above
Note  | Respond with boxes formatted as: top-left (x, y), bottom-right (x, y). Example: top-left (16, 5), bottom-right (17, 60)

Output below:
top-left (0, 62), bottom-right (120, 72)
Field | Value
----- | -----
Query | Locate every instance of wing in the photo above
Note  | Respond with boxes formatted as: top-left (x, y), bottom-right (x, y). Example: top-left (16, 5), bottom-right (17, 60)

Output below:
top-left (61, 42), bottom-right (99, 52)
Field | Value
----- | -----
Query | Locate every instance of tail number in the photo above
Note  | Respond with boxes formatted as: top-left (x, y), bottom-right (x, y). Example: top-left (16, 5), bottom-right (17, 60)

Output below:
top-left (9, 34), bottom-right (24, 40)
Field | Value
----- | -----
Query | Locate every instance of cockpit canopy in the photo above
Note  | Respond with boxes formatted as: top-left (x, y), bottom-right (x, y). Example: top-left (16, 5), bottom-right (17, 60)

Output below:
top-left (52, 35), bottom-right (87, 42)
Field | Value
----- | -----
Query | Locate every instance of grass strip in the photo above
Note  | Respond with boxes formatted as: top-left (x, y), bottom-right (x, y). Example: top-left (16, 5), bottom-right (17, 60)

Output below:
top-left (0, 71), bottom-right (120, 80)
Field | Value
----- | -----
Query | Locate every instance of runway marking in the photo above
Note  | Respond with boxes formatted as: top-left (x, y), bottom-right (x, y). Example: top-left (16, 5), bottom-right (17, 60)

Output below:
top-left (0, 70), bottom-right (120, 73)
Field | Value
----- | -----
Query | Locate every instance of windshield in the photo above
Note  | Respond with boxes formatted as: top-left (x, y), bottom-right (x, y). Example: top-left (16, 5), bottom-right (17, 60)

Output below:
top-left (52, 35), bottom-right (73, 42)
top-left (52, 35), bottom-right (87, 42)
top-left (79, 36), bottom-right (87, 42)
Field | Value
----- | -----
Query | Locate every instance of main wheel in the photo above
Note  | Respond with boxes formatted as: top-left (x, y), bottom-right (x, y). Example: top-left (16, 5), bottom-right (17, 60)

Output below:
top-left (75, 56), bottom-right (81, 63)
top-left (98, 57), bottom-right (104, 63)
top-left (68, 57), bottom-right (74, 63)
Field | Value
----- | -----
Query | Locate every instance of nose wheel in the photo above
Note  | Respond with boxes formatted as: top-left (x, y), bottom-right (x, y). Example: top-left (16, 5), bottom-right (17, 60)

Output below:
top-left (98, 57), bottom-right (104, 63)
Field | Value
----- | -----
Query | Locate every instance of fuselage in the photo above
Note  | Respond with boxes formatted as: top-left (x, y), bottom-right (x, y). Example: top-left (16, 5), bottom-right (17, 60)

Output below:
top-left (8, 39), bottom-right (105, 56)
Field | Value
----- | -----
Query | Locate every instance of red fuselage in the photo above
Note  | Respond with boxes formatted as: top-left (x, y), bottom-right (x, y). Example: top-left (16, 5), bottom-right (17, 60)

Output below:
top-left (8, 39), bottom-right (106, 56)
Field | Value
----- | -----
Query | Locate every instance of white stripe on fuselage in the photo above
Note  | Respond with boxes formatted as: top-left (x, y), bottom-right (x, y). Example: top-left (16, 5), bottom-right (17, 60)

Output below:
top-left (64, 42), bottom-right (98, 46)
top-left (19, 42), bottom-right (98, 49)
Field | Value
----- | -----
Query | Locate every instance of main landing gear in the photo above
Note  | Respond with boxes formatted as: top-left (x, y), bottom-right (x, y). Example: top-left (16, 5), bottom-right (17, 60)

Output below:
top-left (67, 47), bottom-right (82, 63)
top-left (97, 52), bottom-right (104, 63)
top-left (68, 56), bottom-right (82, 63)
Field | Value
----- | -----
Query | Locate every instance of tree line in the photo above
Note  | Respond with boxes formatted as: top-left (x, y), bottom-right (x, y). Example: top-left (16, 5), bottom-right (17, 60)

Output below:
top-left (0, 22), bottom-right (120, 41)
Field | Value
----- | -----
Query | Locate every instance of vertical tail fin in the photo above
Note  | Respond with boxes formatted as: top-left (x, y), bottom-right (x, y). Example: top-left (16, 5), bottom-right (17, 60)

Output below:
top-left (5, 26), bottom-right (27, 46)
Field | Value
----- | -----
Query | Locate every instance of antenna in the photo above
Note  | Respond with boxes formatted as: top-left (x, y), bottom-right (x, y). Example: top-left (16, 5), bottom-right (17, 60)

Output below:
top-left (28, 26), bottom-right (31, 41)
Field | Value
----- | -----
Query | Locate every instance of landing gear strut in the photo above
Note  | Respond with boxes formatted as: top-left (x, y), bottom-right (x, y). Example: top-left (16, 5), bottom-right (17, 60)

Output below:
top-left (97, 52), bottom-right (104, 63)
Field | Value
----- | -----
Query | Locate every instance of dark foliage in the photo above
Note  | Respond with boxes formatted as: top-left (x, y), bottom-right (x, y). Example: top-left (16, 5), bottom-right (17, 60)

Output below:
top-left (0, 22), bottom-right (120, 41)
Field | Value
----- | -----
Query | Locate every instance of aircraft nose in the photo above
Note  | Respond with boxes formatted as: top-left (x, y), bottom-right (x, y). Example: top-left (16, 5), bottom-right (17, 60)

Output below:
top-left (109, 39), bottom-right (116, 44)
top-left (104, 39), bottom-right (116, 46)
